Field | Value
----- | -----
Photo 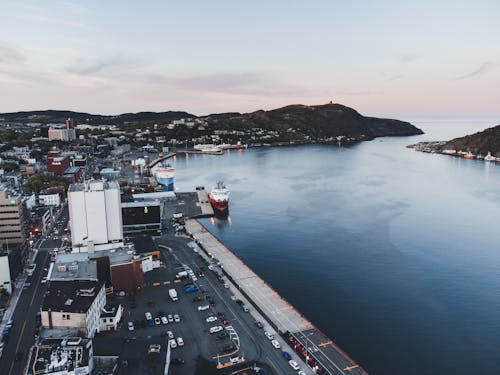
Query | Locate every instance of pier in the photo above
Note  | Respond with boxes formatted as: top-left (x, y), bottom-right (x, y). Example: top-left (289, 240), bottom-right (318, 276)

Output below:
top-left (185, 219), bottom-right (368, 375)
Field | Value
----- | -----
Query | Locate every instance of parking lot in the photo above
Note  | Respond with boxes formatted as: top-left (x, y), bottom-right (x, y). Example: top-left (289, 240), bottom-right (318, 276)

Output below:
top-left (94, 231), bottom-right (311, 375)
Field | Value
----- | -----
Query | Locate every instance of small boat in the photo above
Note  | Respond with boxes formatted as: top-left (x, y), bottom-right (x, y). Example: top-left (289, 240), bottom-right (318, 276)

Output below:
top-left (484, 152), bottom-right (496, 162)
top-left (463, 152), bottom-right (475, 159)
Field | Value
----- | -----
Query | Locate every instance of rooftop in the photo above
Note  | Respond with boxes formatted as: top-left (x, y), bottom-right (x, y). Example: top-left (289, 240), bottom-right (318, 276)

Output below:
top-left (27, 337), bottom-right (92, 375)
top-left (49, 258), bottom-right (98, 282)
top-left (129, 236), bottom-right (158, 254)
top-left (42, 280), bottom-right (104, 313)
top-left (68, 179), bottom-right (119, 193)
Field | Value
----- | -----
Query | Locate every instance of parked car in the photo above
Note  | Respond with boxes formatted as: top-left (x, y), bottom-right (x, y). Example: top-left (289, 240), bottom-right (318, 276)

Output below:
top-left (168, 314), bottom-right (173, 322)
top-left (176, 337), bottom-right (184, 346)
top-left (128, 322), bottom-right (134, 331)
top-left (271, 339), bottom-right (281, 349)
top-left (169, 339), bottom-right (177, 349)
top-left (254, 321), bottom-right (263, 328)
top-left (193, 296), bottom-right (203, 302)
top-left (198, 305), bottom-right (210, 311)
top-left (167, 331), bottom-right (174, 339)
top-left (282, 351), bottom-right (292, 360)
top-left (210, 326), bottom-right (223, 334)
top-left (145, 312), bottom-right (152, 320)
top-left (288, 360), bottom-right (300, 371)
top-left (264, 331), bottom-right (274, 340)
top-left (174, 314), bottom-right (180, 323)
top-left (161, 316), bottom-right (168, 325)
top-left (154, 317), bottom-right (161, 325)
top-left (206, 316), bottom-right (218, 323)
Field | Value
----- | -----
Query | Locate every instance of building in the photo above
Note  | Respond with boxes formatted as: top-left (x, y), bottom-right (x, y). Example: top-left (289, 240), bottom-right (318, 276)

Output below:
top-left (122, 200), bottom-right (162, 235)
top-left (68, 180), bottom-right (123, 252)
top-left (0, 187), bottom-right (28, 245)
top-left (63, 166), bottom-right (84, 183)
top-left (25, 337), bottom-right (94, 375)
top-left (39, 193), bottom-right (61, 207)
top-left (0, 251), bottom-right (12, 294)
top-left (41, 281), bottom-right (106, 338)
top-left (47, 152), bottom-right (71, 176)
top-left (48, 127), bottom-right (77, 142)
top-left (99, 303), bottom-right (123, 331)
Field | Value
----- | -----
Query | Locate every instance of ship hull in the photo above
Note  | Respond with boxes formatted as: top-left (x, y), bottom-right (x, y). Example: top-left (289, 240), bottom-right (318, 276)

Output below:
top-left (208, 194), bottom-right (229, 215)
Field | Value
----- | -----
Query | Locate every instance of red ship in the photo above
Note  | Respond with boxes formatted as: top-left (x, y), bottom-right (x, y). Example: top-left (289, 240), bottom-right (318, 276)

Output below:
top-left (208, 181), bottom-right (230, 214)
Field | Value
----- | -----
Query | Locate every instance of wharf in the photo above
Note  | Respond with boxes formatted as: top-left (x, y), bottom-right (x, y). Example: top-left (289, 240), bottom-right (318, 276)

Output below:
top-left (196, 189), bottom-right (214, 216)
top-left (184, 219), bottom-right (368, 375)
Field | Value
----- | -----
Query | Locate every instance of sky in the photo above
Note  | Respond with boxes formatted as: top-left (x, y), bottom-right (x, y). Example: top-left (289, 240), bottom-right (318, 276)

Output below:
top-left (0, 0), bottom-right (499, 118)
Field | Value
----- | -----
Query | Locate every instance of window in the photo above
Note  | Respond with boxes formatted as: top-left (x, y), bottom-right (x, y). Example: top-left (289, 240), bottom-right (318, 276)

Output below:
top-left (62, 314), bottom-right (71, 320)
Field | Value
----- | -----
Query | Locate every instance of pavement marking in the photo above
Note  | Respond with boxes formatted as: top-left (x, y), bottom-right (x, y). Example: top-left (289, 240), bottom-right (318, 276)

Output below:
top-left (318, 340), bottom-right (333, 347)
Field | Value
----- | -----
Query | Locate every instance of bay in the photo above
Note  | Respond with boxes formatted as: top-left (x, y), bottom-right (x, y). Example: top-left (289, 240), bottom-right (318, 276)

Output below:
top-left (172, 118), bottom-right (500, 375)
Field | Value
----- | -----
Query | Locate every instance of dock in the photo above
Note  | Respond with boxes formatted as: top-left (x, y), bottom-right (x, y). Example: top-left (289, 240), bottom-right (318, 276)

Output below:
top-left (196, 188), bottom-right (214, 216)
top-left (185, 219), bottom-right (368, 375)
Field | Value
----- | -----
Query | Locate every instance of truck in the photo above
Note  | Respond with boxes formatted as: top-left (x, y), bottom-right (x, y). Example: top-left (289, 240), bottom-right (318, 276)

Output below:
top-left (169, 288), bottom-right (178, 301)
top-left (175, 271), bottom-right (188, 280)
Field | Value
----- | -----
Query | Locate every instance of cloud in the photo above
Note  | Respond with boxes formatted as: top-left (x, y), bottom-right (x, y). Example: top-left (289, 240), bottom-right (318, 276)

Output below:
top-left (66, 56), bottom-right (140, 75)
top-left (0, 44), bottom-right (26, 64)
top-left (455, 62), bottom-right (493, 80)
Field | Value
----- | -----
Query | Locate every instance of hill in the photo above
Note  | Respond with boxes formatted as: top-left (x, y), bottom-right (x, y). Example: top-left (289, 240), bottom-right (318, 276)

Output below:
top-left (202, 103), bottom-right (423, 140)
top-left (440, 124), bottom-right (500, 156)
top-left (0, 103), bottom-right (423, 142)
top-left (0, 110), bottom-right (195, 125)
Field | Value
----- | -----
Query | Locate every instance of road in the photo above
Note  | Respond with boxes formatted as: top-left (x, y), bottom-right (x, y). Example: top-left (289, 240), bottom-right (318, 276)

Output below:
top-left (0, 248), bottom-right (50, 375)
top-left (0, 204), bottom-right (69, 375)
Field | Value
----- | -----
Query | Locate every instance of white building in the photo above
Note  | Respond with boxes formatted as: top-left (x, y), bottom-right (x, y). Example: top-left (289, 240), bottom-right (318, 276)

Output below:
top-left (68, 180), bottom-right (123, 253)
top-left (41, 281), bottom-right (106, 338)
top-left (0, 252), bottom-right (12, 294)
top-left (48, 128), bottom-right (76, 142)
top-left (39, 193), bottom-right (61, 207)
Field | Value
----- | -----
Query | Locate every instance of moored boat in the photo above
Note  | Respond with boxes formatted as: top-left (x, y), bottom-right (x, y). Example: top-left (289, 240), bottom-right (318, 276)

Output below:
top-left (208, 181), bottom-right (230, 215)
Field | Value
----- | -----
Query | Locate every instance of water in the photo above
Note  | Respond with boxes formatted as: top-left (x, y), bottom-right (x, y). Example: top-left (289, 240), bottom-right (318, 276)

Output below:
top-left (172, 119), bottom-right (500, 375)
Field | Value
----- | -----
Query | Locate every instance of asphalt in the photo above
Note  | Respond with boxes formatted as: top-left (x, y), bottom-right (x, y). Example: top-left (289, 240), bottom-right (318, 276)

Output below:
top-left (90, 233), bottom-right (293, 375)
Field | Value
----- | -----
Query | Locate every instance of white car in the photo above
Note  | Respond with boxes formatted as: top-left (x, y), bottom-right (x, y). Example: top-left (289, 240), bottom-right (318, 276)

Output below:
top-left (161, 316), bottom-right (168, 325)
top-left (298, 371), bottom-right (306, 375)
top-left (264, 331), bottom-right (274, 340)
top-left (169, 339), bottom-right (177, 349)
top-left (154, 317), bottom-right (161, 325)
top-left (167, 330), bottom-right (174, 339)
top-left (168, 314), bottom-right (173, 322)
top-left (209, 325), bottom-right (223, 334)
top-left (271, 339), bottom-right (281, 349)
top-left (288, 360), bottom-right (300, 371)
top-left (41, 277), bottom-right (47, 284)
top-left (176, 337), bottom-right (184, 346)
top-left (145, 312), bottom-right (152, 320)
top-left (174, 314), bottom-right (180, 323)
top-left (127, 321), bottom-right (134, 331)
top-left (198, 305), bottom-right (210, 311)
top-left (206, 316), bottom-right (218, 323)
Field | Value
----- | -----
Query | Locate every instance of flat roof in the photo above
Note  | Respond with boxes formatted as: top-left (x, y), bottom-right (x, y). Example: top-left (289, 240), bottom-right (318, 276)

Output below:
top-left (68, 179), bottom-right (119, 192)
top-left (129, 236), bottom-right (158, 254)
top-left (49, 258), bottom-right (98, 281)
top-left (27, 338), bottom-right (91, 375)
top-left (42, 280), bottom-right (104, 314)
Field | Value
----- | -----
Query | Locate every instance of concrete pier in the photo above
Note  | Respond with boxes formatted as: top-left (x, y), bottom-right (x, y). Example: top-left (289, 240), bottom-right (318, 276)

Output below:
top-left (185, 219), bottom-right (368, 375)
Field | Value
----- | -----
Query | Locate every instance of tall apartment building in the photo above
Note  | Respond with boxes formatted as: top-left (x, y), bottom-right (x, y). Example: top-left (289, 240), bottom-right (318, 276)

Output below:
top-left (68, 180), bottom-right (123, 252)
top-left (48, 128), bottom-right (76, 142)
top-left (0, 187), bottom-right (28, 245)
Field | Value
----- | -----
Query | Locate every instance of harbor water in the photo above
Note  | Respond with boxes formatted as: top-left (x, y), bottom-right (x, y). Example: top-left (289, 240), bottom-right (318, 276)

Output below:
top-left (172, 119), bottom-right (500, 375)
